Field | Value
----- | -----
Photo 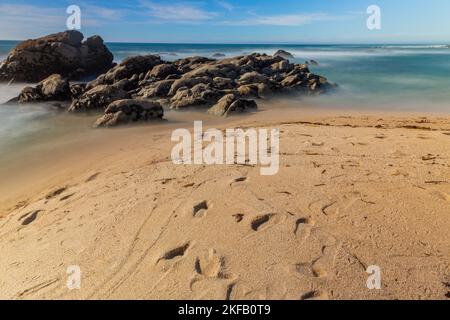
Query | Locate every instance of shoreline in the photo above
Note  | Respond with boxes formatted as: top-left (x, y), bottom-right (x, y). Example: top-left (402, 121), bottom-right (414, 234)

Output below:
top-left (1, 104), bottom-right (450, 214)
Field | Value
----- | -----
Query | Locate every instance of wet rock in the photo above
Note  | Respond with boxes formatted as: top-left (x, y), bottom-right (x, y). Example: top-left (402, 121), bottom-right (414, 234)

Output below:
top-left (18, 74), bottom-right (70, 103)
top-left (207, 94), bottom-right (257, 117)
top-left (170, 83), bottom-right (220, 109)
top-left (136, 80), bottom-right (175, 98)
top-left (94, 99), bottom-right (164, 127)
top-left (68, 80), bottom-right (129, 112)
top-left (168, 76), bottom-right (212, 96)
top-left (146, 63), bottom-right (177, 80)
top-left (274, 49), bottom-right (294, 60)
top-left (102, 55), bottom-right (163, 85)
top-left (238, 71), bottom-right (268, 85)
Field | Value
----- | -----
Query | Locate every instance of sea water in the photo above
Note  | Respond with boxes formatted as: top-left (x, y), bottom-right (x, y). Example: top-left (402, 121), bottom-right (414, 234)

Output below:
top-left (1, 42), bottom-right (450, 159)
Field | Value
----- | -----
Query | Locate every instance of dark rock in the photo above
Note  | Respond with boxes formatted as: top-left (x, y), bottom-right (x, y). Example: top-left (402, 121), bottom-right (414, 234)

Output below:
top-left (274, 49), bottom-right (294, 60)
top-left (213, 77), bottom-right (235, 90)
top-left (94, 99), bottom-right (164, 127)
top-left (170, 83), bottom-right (220, 109)
top-left (18, 74), bottom-right (70, 103)
top-left (70, 83), bottom-right (86, 99)
top-left (238, 71), bottom-right (268, 85)
top-left (207, 94), bottom-right (257, 117)
top-left (136, 80), bottom-right (175, 98)
top-left (0, 30), bottom-right (113, 82)
top-left (146, 63), bottom-right (177, 80)
top-left (103, 55), bottom-right (163, 84)
top-left (168, 76), bottom-right (212, 96)
top-left (68, 80), bottom-right (129, 112)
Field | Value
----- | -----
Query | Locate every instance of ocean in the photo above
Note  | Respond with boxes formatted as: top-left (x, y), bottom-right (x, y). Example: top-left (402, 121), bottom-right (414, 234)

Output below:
top-left (1, 42), bottom-right (450, 157)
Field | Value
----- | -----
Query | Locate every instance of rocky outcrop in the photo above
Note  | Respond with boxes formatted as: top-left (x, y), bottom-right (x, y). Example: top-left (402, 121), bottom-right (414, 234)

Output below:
top-left (94, 99), bottom-right (164, 127)
top-left (18, 74), bottom-right (70, 103)
top-left (85, 52), bottom-right (332, 124)
top-left (8, 43), bottom-right (335, 126)
top-left (0, 31), bottom-right (113, 82)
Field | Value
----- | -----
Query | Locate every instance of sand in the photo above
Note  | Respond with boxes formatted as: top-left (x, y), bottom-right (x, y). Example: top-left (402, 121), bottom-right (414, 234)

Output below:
top-left (0, 106), bottom-right (449, 300)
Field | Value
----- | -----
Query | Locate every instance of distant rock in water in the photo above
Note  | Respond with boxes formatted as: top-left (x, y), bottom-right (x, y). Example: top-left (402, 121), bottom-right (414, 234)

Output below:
top-left (0, 30), bottom-right (114, 82)
top-left (212, 53), bottom-right (226, 58)
top-left (274, 50), bottom-right (295, 60)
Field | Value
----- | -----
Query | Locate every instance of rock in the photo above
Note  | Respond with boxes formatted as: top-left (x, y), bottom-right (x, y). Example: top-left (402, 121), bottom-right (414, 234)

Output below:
top-left (309, 59), bottom-right (319, 66)
top-left (68, 81), bottom-right (129, 112)
top-left (183, 63), bottom-right (237, 79)
top-left (213, 77), bottom-right (235, 90)
top-left (237, 84), bottom-right (259, 98)
top-left (281, 74), bottom-right (305, 88)
top-left (136, 80), bottom-right (175, 98)
top-left (274, 49), bottom-right (294, 60)
top-left (94, 99), bottom-right (164, 127)
top-left (174, 56), bottom-right (215, 73)
top-left (168, 76), bottom-right (212, 96)
top-left (227, 99), bottom-right (258, 115)
top-left (170, 83), bottom-right (220, 109)
top-left (40, 74), bottom-right (70, 98)
top-left (103, 55), bottom-right (163, 84)
top-left (70, 83), bottom-right (86, 99)
top-left (18, 74), bottom-right (70, 103)
top-left (0, 31), bottom-right (113, 82)
top-left (146, 63), bottom-right (177, 80)
top-left (208, 94), bottom-right (257, 117)
top-left (238, 71), bottom-right (268, 85)
top-left (212, 53), bottom-right (226, 58)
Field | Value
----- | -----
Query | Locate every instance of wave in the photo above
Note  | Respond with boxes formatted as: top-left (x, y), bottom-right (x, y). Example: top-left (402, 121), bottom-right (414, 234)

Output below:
top-left (375, 45), bottom-right (449, 49)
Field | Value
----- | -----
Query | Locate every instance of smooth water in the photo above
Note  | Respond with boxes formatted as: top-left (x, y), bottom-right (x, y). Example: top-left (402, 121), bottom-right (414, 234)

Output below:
top-left (1, 41), bottom-right (450, 156)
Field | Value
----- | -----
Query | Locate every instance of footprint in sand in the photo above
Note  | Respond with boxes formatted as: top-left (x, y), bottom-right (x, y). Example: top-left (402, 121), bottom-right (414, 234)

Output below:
top-left (194, 249), bottom-right (230, 279)
top-left (85, 172), bottom-right (101, 182)
top-left (158, 242), bottom-right (190, 264)
top-left (294, 217), bottom-right (315, 236)
top-left (192, 201), bottom-right (209, 218)
top-left (250, 214), bottom-right (275, 231)
top-left (230, 176), bottom-right (248, 187)
top-left (232, 214), bottom-right (244, 223)
top-left (45, 187), bottom-right (67, 200)
top-left (19, 210), bottom-right (43, 226)
top-left (292, 261), bottom-right (327, 279)
top-left (300, 290), bottom-right (329, 300)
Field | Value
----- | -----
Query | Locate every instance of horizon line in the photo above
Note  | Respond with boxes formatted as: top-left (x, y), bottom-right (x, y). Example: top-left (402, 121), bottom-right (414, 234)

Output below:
top-left (0, 39), bottom-right (449, 46)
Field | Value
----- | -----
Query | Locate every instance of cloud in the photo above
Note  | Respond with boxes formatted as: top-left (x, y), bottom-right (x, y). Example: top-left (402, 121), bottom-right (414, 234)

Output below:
top-left (216, 0), bottom-right (234, 11)
top-left (140, 1), bottom-right (217, 22)
top-left (224, 13), bottom-right (333, 26)
top-left (0, 3), bottom-right (127, 39)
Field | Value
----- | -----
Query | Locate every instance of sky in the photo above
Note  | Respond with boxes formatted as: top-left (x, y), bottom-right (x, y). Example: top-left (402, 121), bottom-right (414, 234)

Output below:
top-left (1, 0), bottom-right (450, 43)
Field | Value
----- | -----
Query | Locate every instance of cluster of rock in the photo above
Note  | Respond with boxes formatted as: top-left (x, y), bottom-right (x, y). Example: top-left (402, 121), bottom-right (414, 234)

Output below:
top-left (0, 30), bottom-right (113, 82)
top-left (1, 31), bottom-right (335, 128)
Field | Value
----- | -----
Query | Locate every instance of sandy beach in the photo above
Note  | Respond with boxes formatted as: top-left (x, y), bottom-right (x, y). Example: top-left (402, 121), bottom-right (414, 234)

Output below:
top-left (0, 105), bottom-right (449, 300)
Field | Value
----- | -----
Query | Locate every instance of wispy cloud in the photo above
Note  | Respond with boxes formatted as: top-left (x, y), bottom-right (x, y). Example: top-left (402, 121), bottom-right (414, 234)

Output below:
top-left (216, 0), bottom-right (234, 12)
top-left (224, 13), bottom-right (337, 26)
top-left (140, 0), bottom-right (217, 22)
top-left (0, 3), bottom-right (127, 39)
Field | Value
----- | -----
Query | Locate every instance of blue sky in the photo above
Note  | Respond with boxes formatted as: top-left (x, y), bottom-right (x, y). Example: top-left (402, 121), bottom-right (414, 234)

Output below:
top-left (1, 0), bottom-right (450, 43)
